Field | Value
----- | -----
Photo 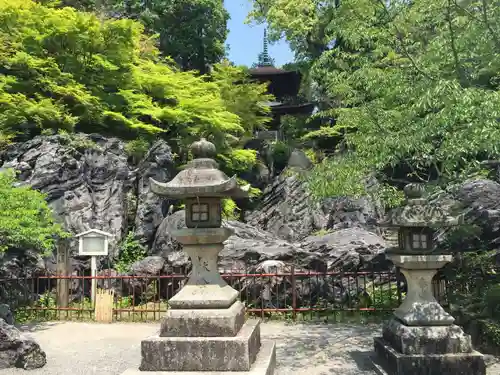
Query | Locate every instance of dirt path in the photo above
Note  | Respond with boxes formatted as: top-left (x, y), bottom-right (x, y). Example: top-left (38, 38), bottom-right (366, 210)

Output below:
top-left (0, 321), bottom-right (498, 375)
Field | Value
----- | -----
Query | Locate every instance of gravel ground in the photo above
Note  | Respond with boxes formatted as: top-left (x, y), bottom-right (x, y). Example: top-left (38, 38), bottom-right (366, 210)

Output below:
top-left (0, 321), bottom-right (499, 375)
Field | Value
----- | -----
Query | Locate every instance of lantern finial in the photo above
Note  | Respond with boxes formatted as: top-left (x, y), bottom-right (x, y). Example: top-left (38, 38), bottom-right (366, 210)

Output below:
top-left (191, 138), bottom-right (216, 159)
top-left (403, 183), bottom-right (425, 200)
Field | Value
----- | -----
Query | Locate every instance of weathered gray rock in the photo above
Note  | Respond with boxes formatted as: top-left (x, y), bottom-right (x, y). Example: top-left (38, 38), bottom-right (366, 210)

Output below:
top-left (133, 140), bottom-right (175, 247)
top-left (323, 195), bottom-right (383, 230)
top-left (287, 149), bottom-right (313, 171)
top-left (0, 305), bottom-right (14, 325)
top-left (152, 211), bottom-right (320, 271)
top-left (0, 134), bottom-right (175, 280)
top-left (1, 134), bottom-right (132, 259)
top-left (0, 319), bottom-right (46, 369)
top-left (454, 179), bottom-right (500, 241)
top-left (245, 173), bottom-right (384, 242)
top-left (130, 256), bottom-right (166, 275)
top-left (298, 227), bottom-right (388, 271)
top-left (151, 210), bottom-right (185, 258)
top-left (245, 174), bottom-right (326, 241)
top-left (152, 210), bottom-right (388, 273)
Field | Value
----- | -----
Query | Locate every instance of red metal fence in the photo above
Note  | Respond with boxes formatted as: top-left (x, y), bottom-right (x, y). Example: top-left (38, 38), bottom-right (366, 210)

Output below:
top-left (0, 265), bottom-right (449, 323)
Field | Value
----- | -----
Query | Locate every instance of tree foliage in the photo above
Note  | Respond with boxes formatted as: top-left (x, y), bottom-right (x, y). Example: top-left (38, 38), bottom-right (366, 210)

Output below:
top-left (0, 0), bottom-right (269, 171)
top-left (249, 0), bottom-right (500, 205)
top-left (48, 0), bottom-right (229, 73)
top-left (0, 169), bottom-right (67, 254)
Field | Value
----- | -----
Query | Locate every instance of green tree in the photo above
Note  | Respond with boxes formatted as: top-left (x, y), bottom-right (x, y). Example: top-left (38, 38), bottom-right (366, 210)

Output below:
top-left (250, 0), bottom-right (500, 206)
top-left (211, 61), bottom-right (273, 138)
top-left (50, 0), bottom-right (229, 73)
top-left (0, 169), bottom-right (67, 253)
top-left (210, 61), bottom-right (274, 176)
top-left (0, 0), bottom-right (240, 153)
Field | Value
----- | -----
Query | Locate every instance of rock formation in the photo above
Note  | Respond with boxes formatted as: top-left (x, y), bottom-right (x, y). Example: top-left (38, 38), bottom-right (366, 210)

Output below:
top-left (0, 134), bottom-right (389, 282)
top-left (0, 306), bottom-right (46, 370)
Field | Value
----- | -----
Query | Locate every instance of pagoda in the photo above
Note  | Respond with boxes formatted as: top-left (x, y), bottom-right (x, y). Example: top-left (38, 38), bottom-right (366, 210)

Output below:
top-left (249, 29), bottom-right (314, 141)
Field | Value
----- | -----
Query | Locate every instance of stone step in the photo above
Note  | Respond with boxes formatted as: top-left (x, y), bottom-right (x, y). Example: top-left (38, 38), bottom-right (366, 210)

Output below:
top-left (140, 319), bottom-right (262, 372)
top-left (121, 340), bottom-right (276, 375)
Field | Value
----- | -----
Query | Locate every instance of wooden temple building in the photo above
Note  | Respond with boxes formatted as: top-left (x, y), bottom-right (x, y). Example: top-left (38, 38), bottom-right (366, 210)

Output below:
top-left (248, 30), bottom-right (314, 141)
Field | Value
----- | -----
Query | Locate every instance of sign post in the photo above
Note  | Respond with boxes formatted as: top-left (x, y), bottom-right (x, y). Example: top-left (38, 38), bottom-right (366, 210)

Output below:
top-left (75, 229), bottom-right (112, 306)
top-left (56, 238), bottom-right (71, 308)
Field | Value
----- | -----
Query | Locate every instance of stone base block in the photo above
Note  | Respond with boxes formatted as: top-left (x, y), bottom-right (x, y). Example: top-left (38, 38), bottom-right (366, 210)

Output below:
top-left (168, 285), bottom-right (239, 309)
top-left (121, 340), bottom-right (276, 375)
top-left (382, 318), bottom-right (472, 354)
top-left (140, 320), bottom-right (261, 372)
top-left (160, 301), bottom-right (245, 337)
top-left (373, 337), bottom-right (486, 375)
top-left (393, 301), bottom-right (455, 326)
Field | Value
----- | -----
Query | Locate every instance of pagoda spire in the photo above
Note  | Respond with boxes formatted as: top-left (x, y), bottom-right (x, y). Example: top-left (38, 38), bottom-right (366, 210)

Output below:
top-left (256, 28), bottom-right (274, 67)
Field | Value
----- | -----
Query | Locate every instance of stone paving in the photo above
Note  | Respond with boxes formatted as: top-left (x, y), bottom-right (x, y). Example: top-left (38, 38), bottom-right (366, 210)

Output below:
top-left (0, 321), bottom-right (498, 375)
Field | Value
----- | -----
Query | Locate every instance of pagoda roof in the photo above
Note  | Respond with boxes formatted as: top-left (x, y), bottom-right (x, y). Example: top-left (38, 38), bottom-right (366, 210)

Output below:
top-left (248, 66), bottom-right (297, 76)
top-left (269, 102), bottom-right (315, 116)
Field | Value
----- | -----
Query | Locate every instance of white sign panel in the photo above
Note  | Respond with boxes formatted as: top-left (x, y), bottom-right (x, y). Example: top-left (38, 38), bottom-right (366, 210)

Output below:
top-left (76, 229), bottom-right (112, 256)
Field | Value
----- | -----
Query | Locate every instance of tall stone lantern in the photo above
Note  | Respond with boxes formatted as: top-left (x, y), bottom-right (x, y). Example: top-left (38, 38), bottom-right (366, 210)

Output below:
top-left (373, 183), bottom-right (485, 375)
top-left (122, 138), bottom-right (276, 375)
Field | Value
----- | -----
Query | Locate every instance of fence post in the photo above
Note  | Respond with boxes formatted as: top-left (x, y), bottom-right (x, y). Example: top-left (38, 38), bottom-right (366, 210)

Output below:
top-left (291, 265), bottom-right (296, 321)
top-left (56, 238), bottom-right (70, 308)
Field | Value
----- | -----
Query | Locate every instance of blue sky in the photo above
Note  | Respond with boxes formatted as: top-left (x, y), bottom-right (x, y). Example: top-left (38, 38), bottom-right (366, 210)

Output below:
top-left (225, 0), bottom-right (294, 67)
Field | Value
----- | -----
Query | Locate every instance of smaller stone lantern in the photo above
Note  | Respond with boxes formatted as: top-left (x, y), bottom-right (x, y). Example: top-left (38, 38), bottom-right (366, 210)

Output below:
top-left (385, 183), bottom-right (461, 255)
top-left (121, 138), bottom-right (276, 375)
top-left (372, 183), bottom-right (485, 375)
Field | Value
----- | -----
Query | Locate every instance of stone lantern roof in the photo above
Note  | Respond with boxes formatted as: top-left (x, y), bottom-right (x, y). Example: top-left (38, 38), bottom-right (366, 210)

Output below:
top-left (379, 183), bottom-right (464, 228)
top-left (149, 138), bottom-right (250, 199)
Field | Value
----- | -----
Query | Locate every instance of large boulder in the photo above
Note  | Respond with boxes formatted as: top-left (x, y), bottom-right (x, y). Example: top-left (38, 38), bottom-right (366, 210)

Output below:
top-left (298, 227), bottom-right (388, 271)
top-left (133, 140), bottom-right (175, 248)
top-left (454, 179), bottom-right (500, 242)
top-left (152, 211), bottom-right (311, 270)
top-left (152, 210), bottom-right (387, 273)
top-left (244, 174), bottom-right (329, 241)
top-left (0, 319), bottom-right (46, 370)
top-left (245, 174), bottom-right (384, 242)
top-left (0, 305), bottom-right (14, 326)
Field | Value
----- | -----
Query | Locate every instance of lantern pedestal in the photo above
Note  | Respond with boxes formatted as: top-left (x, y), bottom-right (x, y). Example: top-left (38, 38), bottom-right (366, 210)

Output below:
top-left (122, 227), bottom-right (276, 375)
top-left (372, 254), bottom-right (485, 375)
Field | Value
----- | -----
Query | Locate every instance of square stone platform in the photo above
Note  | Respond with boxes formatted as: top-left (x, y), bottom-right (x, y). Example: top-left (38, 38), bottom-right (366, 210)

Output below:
top-left (372, 337), bottom-right (486, 375)
top-left (121, 303), bottom-right (276, 375)
top-left (141, 320), bottom-right (261, 372)
top-left (121, 340), bottom-right (276, 375)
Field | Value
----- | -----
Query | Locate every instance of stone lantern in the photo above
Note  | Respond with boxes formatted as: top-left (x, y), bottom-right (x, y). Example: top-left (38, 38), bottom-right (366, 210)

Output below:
top-left (122, 138), bottom-right (276, 375)
top-left (372, 183), bottom-right (485, 375)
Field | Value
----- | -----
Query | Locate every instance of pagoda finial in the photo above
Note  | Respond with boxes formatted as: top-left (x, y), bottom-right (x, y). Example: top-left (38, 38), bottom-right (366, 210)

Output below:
top-left (257, 28), bottom-right (274, 67)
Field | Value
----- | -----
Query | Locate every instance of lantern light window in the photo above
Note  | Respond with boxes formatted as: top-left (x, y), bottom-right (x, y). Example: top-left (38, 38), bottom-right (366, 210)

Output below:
top-left (412, 233), bottom-right (428, 249)
top-left (191, 203), bottom-right (209, 222)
